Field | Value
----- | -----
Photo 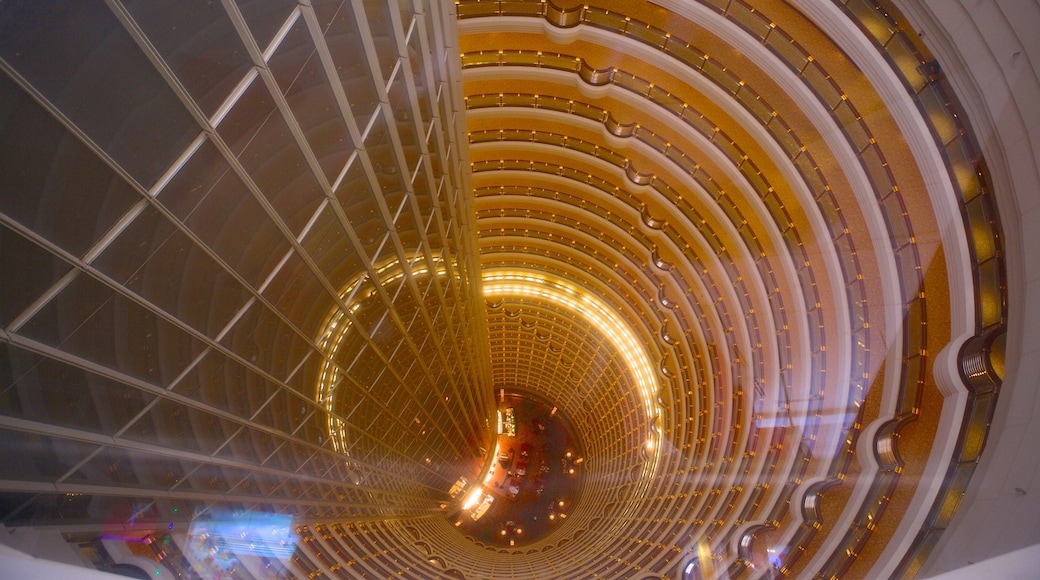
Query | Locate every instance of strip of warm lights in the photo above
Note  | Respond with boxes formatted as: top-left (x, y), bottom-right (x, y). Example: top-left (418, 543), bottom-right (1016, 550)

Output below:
top-left (315, 262), bottom-right (662, 480)
top-left (315, 254), bottom-right (448, 453)
top-left (482, 271), bottom-right (659, 418)
top-left (482, 270), bottom-right (662, 472)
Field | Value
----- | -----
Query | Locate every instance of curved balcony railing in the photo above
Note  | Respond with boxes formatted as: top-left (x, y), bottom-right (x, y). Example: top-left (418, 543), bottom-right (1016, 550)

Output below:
top-left (831, 1), bottom-right (1008, 577)
top-left (456, 0), bottom-right (1007, 576)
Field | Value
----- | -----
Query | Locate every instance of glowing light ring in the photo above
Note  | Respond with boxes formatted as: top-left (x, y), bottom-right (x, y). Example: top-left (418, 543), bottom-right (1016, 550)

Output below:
top-left (316, 263), bottom-right (663, 479)
top-left (316, 254), bottom-right (449, 454)
top-left (482, 270), bottom-right (663, 472)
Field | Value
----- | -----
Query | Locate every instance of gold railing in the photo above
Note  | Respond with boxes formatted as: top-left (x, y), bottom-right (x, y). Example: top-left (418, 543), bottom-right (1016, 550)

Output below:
top-left (457, 0), bottom-right (1006, 576)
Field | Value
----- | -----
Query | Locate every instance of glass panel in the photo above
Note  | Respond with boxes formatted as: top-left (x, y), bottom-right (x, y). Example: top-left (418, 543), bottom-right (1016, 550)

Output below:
top-left (215, 425), bottom-right (272, 465)
top-left (65, 446), bottom-right (141, 486)
top-left (300, 204), bottom-right (365, 292)
top-left (123, 398), bottom-right (240, 455)
top-left (393, 202), bottom-right (423, 251)
top-left (728, 0), bottom-right (772, 39)
top-left (584, 7), bottom-right (626, 30)
top-left (0, 225), bottom-right (72, 328)
top-left (795, 154), bottom-right (825, 195)
top-left (217, 76), bottom-right (275, 155)
top-left (0, 74), bottom-right (141, 256)
top-left (978, 258), bottom-right (1003, 327)
top-left (311, 0), bottom-right (346, 34)
top-left (296, 412), bottom-right (333, 452)
top-left (918, 82), bottom-right (959, 145)
top-left (20, 274), bottom-right (206, 386)
top-left (407, 29), bottom-right (433, 135)
top-left (713, 136), bottom-right (744, 166)
top-left (836, 234), bottom-right (859, 280)
top-left (702, 58), bottom-right (740, 95)
top-left (0, 0), bottom-right (199, 185)
top-left (966, 195), bottom-right (997, 262)
top-left (387, 71), bottom-right (421, 175)
top-left (156, 138), bottom-right (230, 218)
top-left (267, 17), bottom-right (313, 94)
top-left (220, 301), bottom-right (315, 381)
top-left (896, 247), bottom-right (922, 299)
top-left (366, 113), bottom-right (406, 223)
top-left (816, 188), bottom-right (846, 239)
top-left (834, 100), bottom-right (870, 152)
top-left (173, 351), bottom-right (278, 419)
top-left (283, 47), bottom-right (355, 185)
top-left (362, 0), bottom-right (399, 84)
top-left (765, 28), bottom-right (808, 73)
top-left (234, 0), bottom-right (298, 53)
top-left (183, 169), bottom-right (292, 288)
top-left (0, 427), bottom-right (97, 482)
top-left (325, 2), bottom-right (380, 129)
top-left (763, 192), bottom-right (791, 230)
top-left (122, 0), bottom-right (253, 117)
top-left (802, 61), bottom-right (842, 109)
top-left (95, 210), bottom-right (253, 337)
top-left (338, 166), bottom-right (389, 263)
top-left (262, 248), bottom-right (335, 339)
top-left (880, 192), bottom-right (911, 250)
top-left (861, 143), bottom-right (893, 195)
top-left (68, 452), bottom-right (196, 504)
top-left (237, 104), bottom-right (326, 236)
top-left (180, 462), bottom-right (235, 493)
top-left (736, 86), bottom-right (777, 125)
top-left (0, 342), bottom-right (155, 434)
top-left (252, 387), bottom-right (299, 436)
top-left (94, 205), bottom-right (177, 284)
top-left (626, 21), bottom-right (668, 48)
top-left (885, 31), bottom-right (928, 92)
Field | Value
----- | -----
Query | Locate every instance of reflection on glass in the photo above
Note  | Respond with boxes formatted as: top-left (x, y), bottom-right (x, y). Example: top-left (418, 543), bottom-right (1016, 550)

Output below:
top-left (183, 509), bottom-right (297, 577)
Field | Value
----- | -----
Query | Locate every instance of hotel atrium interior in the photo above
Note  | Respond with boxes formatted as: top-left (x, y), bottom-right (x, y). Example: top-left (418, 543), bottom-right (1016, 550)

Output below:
top-left (0, 0), bottom-right (1037, 578)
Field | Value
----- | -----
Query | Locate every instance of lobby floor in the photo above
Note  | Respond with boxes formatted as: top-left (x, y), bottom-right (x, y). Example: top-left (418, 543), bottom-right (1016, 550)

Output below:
top-left (454, 392), bottom-right (582, 546)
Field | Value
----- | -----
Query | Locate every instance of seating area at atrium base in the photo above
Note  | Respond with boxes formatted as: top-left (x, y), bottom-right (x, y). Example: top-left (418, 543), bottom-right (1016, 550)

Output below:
top-left (453, 392), bottom-right (582, 547)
